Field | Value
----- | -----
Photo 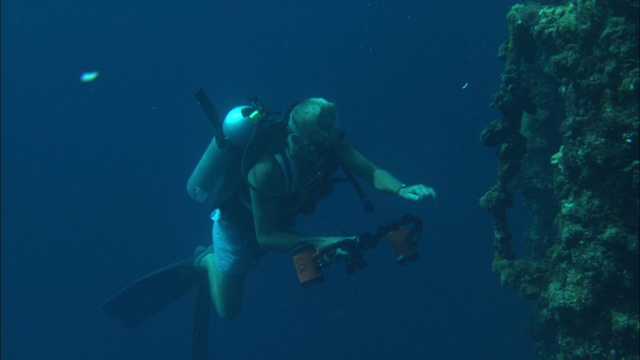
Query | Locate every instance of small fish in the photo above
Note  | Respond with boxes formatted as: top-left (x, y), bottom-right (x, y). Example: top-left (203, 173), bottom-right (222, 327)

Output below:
top-left (80, 71), bottom-right (99, 82)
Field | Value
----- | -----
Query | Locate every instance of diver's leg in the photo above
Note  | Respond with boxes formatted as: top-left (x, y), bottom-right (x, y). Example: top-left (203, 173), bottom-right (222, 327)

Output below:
top-left (199, 253), bottom-right (245, 320)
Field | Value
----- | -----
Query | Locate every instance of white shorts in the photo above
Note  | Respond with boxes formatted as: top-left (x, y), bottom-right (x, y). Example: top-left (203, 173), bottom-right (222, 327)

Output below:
top-left (211, 209), bottom-right (261, 276)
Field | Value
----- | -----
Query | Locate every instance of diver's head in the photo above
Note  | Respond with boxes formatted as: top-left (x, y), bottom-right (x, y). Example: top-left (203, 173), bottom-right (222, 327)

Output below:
top-left (287, 98), bottom-right (343, 160)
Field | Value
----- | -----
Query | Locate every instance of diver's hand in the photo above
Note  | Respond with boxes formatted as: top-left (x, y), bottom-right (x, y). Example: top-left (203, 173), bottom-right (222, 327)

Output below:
top-left (398, 184), bottom-right (436, 203)
top-left (316, 236), bottom-right (359, 266)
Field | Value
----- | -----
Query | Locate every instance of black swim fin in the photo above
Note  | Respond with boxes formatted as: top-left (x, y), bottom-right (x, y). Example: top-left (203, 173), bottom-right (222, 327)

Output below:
top-left (102, 258), bottom-right (200, 328)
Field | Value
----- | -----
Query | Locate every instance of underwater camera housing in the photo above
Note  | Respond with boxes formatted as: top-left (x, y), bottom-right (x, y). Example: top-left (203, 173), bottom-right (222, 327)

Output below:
top-left (291, 214), bottom-right (423, 287)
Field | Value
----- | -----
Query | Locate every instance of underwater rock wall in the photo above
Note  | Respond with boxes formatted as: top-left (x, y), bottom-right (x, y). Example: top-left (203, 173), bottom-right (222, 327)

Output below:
top-left (479, 0), bottom-right (639, 358)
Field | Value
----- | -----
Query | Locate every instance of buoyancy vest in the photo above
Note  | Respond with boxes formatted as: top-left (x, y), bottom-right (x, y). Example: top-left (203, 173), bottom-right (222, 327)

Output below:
top-left (221, 146), bottom-right (339, 231)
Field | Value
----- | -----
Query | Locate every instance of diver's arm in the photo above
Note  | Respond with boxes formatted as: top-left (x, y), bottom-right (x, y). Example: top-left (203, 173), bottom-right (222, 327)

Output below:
top-left (248, 156), bottom-right (351, 252)
top-left (335, 140), bottom-right (403, 194)
top-left (335, 140), bottom-right (437, 202)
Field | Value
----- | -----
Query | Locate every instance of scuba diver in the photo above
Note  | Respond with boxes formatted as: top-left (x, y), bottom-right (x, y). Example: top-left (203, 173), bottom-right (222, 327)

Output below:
top-left (103, 92), bottom-right (436, 359)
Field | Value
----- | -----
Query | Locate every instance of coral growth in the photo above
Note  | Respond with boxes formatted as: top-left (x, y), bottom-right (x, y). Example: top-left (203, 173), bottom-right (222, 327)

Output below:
top-left (480, 0), bottom-right (639, 359)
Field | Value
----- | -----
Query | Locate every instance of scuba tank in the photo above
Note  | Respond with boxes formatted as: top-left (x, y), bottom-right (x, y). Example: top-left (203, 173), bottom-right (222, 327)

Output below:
top-left (187, 90), bottom-right (268, 209)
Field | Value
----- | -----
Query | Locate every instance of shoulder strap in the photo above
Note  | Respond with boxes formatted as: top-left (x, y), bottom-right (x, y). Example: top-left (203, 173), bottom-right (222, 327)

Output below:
top-left (273, 149), bottom-right (299, 193)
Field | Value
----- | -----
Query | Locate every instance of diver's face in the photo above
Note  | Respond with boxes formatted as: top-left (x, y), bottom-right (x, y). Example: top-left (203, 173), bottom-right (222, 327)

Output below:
top-left (288, 132), bottom-right (331, 162)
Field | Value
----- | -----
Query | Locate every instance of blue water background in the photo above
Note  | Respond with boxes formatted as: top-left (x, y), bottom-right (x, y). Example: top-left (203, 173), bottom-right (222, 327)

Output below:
top-left (2, 1), bottom-right (537, 359)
